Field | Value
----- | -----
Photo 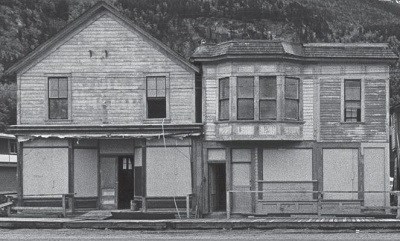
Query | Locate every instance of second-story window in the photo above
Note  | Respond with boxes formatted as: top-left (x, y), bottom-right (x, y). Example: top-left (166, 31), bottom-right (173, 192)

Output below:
top-left (48, 77), bottom-right (68, 119)
top-left (219, 77), bottom-right (230, 120)
top-left (259, 76), bottom-right (277, 120)
top-left (344, 79), bottom-right (361, 122)
top-left (237, 77), bottom-right (254, 120)
top-left (284, 77), bottom-right (299, 120)
top-left (147, 76), bottom-right (166, 118)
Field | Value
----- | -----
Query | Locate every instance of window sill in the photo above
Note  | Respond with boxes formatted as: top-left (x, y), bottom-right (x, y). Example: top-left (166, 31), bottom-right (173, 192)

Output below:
top-left (143, 118), bottom-right (171, 124)
top-left (340, 121), bottom-right (365, 125)
top-left (215, 119), bottom-right (305, 124)
top-left (45, 119), bottom-right (73, 124)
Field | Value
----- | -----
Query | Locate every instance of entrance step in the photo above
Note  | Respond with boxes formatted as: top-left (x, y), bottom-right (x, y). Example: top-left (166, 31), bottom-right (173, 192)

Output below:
top-left (76, 210), bottom-right (113, 220)
top-left (205, 212), bottom-right (227, 219)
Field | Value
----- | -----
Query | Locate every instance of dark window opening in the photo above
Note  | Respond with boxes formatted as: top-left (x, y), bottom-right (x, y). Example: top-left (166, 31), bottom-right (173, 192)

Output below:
top-left (284, 77), bottom-right (299, 120)
top-left (344, 79), bottom-right (361, 122)
top-left (237, 77), bottom-right (254, 120)
top-left (9, 140), bottom-right (17, 154)
top-left (259, 76), bottom-right (277, 120)
top-left (219, 77), bottom-right (230, 120)
top-left (147, 76), bottom-right (166, 118)
top-left (48, 77), bottom-right (68, 119)
top-left (195, 73), bottom-right (202, 123)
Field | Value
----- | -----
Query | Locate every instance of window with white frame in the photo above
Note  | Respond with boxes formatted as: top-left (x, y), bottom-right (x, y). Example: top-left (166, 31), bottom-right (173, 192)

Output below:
top-left (219, 77), bottom-right (230, 121)
top-left (48, 77), bottom-right (68, 119)
top-left (237, 76), bottom-right (254, 120)
top-left (146, 76), bottom-right (166, 118)
top-left (259, 76), bottom-right (277, 120)
top-left (344, 79), bottom-right (361, 122)
top-left (284, 77), bottom-right (300, 120)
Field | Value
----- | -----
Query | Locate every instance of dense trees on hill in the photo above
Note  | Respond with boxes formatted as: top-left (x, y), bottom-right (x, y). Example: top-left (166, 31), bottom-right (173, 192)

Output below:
top-left (1, 0), bottom-right (400, 130)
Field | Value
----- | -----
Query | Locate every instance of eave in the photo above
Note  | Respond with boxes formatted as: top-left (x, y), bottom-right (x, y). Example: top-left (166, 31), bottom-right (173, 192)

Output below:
top-left (191, 54), bottom-right (398, 65)
top-left (7, 124), bottom-right (203, 138)
top-left (5, 1), bottom-right (199, 75)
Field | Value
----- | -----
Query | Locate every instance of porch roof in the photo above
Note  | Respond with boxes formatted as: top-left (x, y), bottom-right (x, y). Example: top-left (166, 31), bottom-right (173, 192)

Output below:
top-left (7, 124), bottom-right (203, 140)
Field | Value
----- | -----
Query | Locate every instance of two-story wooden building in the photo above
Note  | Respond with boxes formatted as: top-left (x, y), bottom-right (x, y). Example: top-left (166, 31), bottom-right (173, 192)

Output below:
top-left (5, 1), bottom-right (398, 216)
top-left (191, 40), bottom-right (398, 215)
top-left (6, 2), bottom-right (202, 210)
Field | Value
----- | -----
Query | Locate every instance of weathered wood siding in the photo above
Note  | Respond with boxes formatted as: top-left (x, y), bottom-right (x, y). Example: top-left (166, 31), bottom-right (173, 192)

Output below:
top-left (18, 13), bottom-right (195, 125)
top-left (319, 64), bottom-right (389, 142)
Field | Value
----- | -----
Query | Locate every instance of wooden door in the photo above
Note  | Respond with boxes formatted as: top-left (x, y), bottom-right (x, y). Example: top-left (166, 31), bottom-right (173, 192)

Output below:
top-left (118, 156), bottom-right (134, 209)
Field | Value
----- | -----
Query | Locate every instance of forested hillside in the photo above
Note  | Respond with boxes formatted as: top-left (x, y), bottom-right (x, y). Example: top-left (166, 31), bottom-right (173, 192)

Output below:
top-left (1, 0), bottom-right (400, 130)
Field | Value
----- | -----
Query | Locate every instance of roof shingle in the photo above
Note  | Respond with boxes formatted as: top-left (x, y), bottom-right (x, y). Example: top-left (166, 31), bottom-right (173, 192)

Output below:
top-left (191, 40), bottom-right (398, 61)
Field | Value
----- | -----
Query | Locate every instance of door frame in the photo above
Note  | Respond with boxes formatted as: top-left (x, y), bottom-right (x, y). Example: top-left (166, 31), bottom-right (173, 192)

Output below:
top-left (117, 155), bottom-right (135, 209)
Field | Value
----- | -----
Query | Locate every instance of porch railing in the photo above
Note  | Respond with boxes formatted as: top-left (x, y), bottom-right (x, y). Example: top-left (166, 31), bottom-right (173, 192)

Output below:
top-left (226, 190), bottom-right (400, 219)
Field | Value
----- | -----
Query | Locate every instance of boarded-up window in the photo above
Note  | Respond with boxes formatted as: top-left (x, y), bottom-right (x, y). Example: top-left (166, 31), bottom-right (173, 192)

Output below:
top-left (48, 77), bottom-right (68, 119)
top-left (147, 76), bottom-right (166, 118)
top-left (219, 78), bottom-right (229, 120)
top-left (237, 77), bottom-right (254, 120)
top-left (259, 76), bottom-right (277, 120)
top-left (146, 147), bottom-right (191, 196)
top-left (344, 79), bottom-right (361, 122)
top-left (284, 77), bottom-right (299, 120)
top-left (323, 149), bottom-right (358, 200)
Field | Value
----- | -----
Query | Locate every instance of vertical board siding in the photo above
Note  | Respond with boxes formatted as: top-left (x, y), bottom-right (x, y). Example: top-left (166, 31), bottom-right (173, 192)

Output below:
top-left (19, 13), bottom-right (194, 125)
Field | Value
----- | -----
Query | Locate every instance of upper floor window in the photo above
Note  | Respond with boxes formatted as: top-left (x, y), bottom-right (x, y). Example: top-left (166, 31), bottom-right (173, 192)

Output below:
top-left (344, 79), bottom-right (361, 122)
top-left (219, 77), bottom-right (230, 120)
top-left (259, 76), bottom-right (277, 120)
top-left (48, 77), bottom-right (68, 119)
top-left (284, 77), bottom-right (299, 120)
top-left (237, 77), bottom-right (254, 120)
top-left (147, 76), bottom-right (166, 118)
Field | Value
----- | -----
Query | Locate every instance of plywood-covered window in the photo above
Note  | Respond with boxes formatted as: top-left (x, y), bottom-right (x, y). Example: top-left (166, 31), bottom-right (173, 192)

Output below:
top-left (259, 76), bottom-right (277, 120)
top-left (344, 79), bottom-right (361, 122)
top-left (237, 77), bottom-right (254, 120)
top-left (219, 77), bottom-right (230, 120)
top-left (147, 76), bottom-right (166, 118)
top-left (48, 77), bottom-right (68, 119)
top-left (284, 77), bottom-right (299, 120)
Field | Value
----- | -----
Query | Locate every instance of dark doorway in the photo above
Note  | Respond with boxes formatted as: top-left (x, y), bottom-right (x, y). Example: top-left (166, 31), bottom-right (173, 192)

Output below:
top-left (118, 156), bottom-right (134, 209)
top-left (209, 163), bottom-right (226, 212)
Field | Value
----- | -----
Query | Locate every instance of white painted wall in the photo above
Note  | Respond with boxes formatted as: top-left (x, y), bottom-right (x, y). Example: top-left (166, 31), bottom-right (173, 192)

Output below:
top-left (23, 148), bottom-right (68, 195)
top-left (323, 149), bottom-right (358, 200)
top-left (146, 147), bottom-right (191, 197)
top-left (74, 149), bottom-right (98, 197)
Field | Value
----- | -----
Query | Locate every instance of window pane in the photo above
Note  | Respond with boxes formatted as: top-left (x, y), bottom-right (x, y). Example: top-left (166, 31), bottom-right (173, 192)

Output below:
top-left (147, 77), bottom-right (157, 97)
top-left (345, 101), bottom-right (361, 122)
top-left (345, 80), bottom-right (361, 101)
top-left (285, 99), bottom-right (299, 119)
top-left (219, 99), bottom-right (229, 120)
top-left (237, 77), bottom-right (254, 98)
top-left (156, 77), bottom-right (166, 97)
top-left (260, 76), bottom-right (276, 99)
top-left (219, 78), bottom-right (229, 99)
top-left (260, 100), bottom-right (277, 119)
top-left (49, 78), bottom-right (59, 98)
top-left (285, 77), bottom-right (299, 99)
top-left (58, 78), bottom-right (68, 98)
top-left (237, 99), bottom-right (254, 120)
top-left (49, 99), bottom-right (68, 119)
top-left (147, 98), bottom-right (166, 118)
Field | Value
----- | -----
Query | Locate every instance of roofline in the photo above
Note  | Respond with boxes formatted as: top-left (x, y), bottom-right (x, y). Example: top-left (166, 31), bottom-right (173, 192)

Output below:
top-left (191, 54), bottom-right (398, 64)
top-left (5, 1), bottom-right (199, 75)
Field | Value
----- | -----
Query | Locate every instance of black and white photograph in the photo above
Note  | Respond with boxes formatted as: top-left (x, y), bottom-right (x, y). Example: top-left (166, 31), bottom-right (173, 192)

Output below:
top-left (1, 0), bottom-right (400, 240)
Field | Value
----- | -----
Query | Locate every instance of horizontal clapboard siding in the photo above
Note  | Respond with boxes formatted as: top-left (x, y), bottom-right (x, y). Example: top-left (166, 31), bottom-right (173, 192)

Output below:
top-left (320, 78), bottom-right (387, 142)
top-left (19, 13), bottom-right (195, 125)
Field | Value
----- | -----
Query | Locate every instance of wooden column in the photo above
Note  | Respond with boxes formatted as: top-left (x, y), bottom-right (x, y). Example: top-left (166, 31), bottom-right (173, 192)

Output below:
top-left (17, 140), bottom-right (23, 206)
